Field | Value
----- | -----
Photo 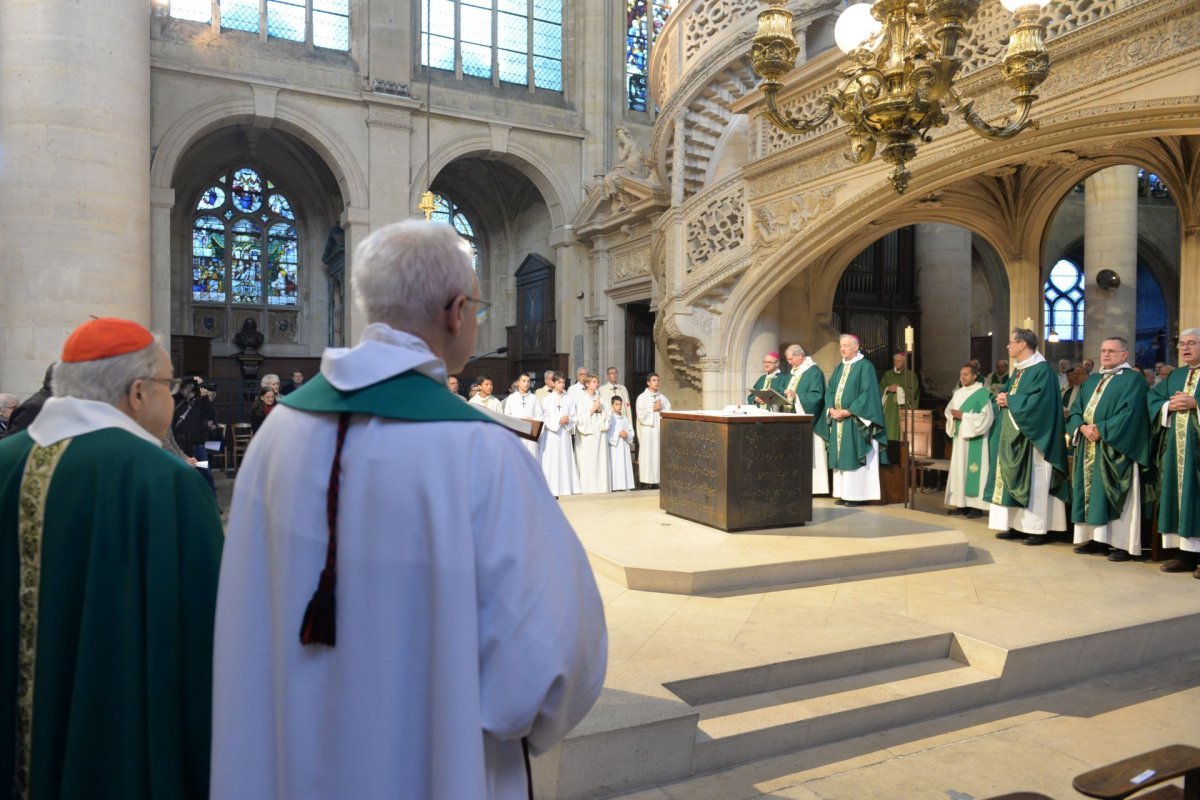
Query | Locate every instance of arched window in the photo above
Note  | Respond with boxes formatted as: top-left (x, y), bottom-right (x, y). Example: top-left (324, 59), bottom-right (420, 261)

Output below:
top-left (191, 167), bottom-right (300, 307)
top-left (431, 193), bottom-right (480, 271)
top-left (1044, 259), bottom-right (1085, 342)
top-left (420, 0), bottom-right (562, 92)
top-left (626, 0), bottom-right (677, 111)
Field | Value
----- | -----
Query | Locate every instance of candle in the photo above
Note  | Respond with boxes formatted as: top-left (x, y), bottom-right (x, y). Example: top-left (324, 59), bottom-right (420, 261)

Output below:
top-left (904, 326), bottom-right (914, 351)
top-left (1022, 316), bottom-right (1034, 331)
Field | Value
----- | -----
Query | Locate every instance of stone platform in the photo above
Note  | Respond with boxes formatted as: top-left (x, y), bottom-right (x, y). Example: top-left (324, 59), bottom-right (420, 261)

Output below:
top-left (532, 492), bottom-right (1200, 800)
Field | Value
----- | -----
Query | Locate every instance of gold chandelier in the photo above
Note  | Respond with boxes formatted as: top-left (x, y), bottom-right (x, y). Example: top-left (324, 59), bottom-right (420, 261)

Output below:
top-left (751, 0), bottom-right (1050, 194)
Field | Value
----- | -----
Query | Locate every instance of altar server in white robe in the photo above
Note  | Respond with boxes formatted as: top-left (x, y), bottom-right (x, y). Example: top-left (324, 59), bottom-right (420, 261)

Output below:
top-left (211, 220), bottom-right (606, 800)
top-left (468, 374), bottom-right (503, 412)
top-left (607, 395), bottom-right (636, 490)
top-left (636, 372), bottom-right (672, 486)
top-left (575, 374), bottom-right (612, 494)
top-left (502, 372), bottom-right (543, 461)
top-left (540, 371), bottom-right (582, 496)
top-left (944, 363), bottom-right (995, 517)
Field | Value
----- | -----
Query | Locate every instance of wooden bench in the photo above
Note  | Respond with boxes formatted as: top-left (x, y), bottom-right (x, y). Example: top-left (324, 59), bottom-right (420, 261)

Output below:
top-left (1073, 744), bottom-right (1200, 800)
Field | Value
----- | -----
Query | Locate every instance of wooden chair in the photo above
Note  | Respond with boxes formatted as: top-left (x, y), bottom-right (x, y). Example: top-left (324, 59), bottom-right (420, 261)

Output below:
top-left (1073, 744), bottom-right (1200, 800)
top-left (208, 423), bottom-right (228, 472)
top-left (230, 423), bottom-right (253, 471)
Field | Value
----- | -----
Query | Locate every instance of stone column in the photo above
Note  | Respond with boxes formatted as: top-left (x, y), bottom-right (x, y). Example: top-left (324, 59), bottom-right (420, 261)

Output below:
top-left (0, 0), bottom-right (151, 394)
top-left (1180, 224), bottom-right (1200, 329)
top-left (700, 356), bottom-right (728, 409)
top-left (340, 205), bottom-right (371, 344)
top-left (549, 226), bottom-right (578, 358)
top-left (150, 187), bottom-right (176, 336)
top-left (1007, 255), bottom-right (1042, 342)
top-left (915, 223), bottom-right (973, 395)
top-left (1083, 165), bottom-right (1138, 355)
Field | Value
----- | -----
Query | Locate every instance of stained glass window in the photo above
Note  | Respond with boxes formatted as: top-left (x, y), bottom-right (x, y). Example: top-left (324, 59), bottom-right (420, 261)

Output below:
top-left (431, 194), bottom-right (479, 271)
top-left (626, 0), bottom-right (677, 111)
top-left (191, 167), bottom-right (300, 308)
top-left (1044, 259), bottom-right (1085, 342)
top-left (421, 0), bottom-right (562, 92)
top-left (172, 2), bottom-right (350, 51)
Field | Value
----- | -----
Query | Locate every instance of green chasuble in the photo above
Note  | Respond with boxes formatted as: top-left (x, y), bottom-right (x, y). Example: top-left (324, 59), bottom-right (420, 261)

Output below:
top-left (817, 358), bottom-right (888, 469)
top-left (778, 365), bottom-right (826, 417)
top-left (1066, 367), bottom-right (1150, 525)
top-left (948, 385), bottom-right (993, 498)
top-left (987, 357), bottom-right (1069, 508)
top-left (0, 428), bottom-right (224, 800)
top-left (880, 368), bottom-right (920, 441)
top-left (747, 371), bottom-right (783, 406)
top-left (1147, 365), bottom-right (1200, 538)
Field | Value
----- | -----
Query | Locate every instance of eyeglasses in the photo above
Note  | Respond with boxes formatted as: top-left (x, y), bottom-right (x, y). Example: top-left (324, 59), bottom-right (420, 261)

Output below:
top-left (1179, 340), bottom-right (1199, 349)
top-left (139, 376), bottom-right (182, 394)
top-left (444, 295), bottom-right (491, 323)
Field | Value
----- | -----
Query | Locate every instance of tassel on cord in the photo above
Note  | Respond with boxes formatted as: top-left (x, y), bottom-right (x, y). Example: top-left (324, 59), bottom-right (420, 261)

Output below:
top-left (300, 412), bottom-right (351, 647)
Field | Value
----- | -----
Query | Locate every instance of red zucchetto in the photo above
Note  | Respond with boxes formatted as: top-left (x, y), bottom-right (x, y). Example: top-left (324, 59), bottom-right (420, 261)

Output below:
top-left (61, 317), bottom-right (154, 363)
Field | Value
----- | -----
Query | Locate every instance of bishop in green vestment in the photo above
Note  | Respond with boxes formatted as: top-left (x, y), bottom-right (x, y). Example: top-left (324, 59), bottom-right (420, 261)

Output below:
top-left (818, 335), bottom-right (887, 504)
top-left (747, 351), bottom-right (784, 408)
top-left (0, 319), bottom-right (223, 800)
top-left (1066, 338), bottom-right (1149, 559)
top-left (1147, 327), bottom-right (1200, 575)
top-left (880, 352), bottom-right (920, 441)
top-left (987, 328), bottom-right (1069, 542)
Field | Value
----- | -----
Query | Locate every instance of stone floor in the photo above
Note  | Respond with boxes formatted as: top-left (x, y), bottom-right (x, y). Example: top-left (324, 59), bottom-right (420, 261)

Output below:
top-left (540, 489), bottom-right (1200, 800)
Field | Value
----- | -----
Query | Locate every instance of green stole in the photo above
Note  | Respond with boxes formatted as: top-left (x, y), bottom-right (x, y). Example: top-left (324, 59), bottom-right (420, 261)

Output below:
top-left (950, 385), bottom-right (991, 497)
top-left (282, 369), bottom-right (503, 424)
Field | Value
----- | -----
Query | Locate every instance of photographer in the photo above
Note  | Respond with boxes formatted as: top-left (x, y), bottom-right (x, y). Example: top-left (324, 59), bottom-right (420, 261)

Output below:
top-left (173, 375), bottom-right (219, 496)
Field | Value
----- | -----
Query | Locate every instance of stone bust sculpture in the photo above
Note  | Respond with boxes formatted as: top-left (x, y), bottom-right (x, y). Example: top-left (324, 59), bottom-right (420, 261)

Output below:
top-left (602, 125), bottom-right (654, 199)
top-left (233, 317), bottom-right (264, 353)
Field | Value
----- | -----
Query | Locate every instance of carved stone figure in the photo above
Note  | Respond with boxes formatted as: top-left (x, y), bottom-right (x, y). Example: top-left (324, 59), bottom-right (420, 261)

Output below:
top-left (602, 125), bottom-right (655, 199)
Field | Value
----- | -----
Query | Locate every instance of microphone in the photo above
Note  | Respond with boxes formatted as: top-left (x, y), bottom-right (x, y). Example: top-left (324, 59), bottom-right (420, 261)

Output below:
top-left (467, 346), bottom-right (508, 363)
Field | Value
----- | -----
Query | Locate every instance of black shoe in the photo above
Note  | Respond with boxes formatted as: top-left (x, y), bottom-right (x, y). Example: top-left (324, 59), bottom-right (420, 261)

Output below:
top-left (1023, 535), bottom-right (1050, 546)
top-left (844, 500), bottom-right (866, 507)
top-left (1107, 549), bottom-right (1132, 562)
top-left (965, 509), bottom-right (983, 519)
top-left (834, 498), bottom-right (847, 505)
top-left (1074, 540), bottom-right (1109, 555)
top-left (946, 508), bottom-right (964, 516)
top-left (995, 530), bottom-right (1025, 540)
top-left (1160, 558), bottom-right (1194, 573)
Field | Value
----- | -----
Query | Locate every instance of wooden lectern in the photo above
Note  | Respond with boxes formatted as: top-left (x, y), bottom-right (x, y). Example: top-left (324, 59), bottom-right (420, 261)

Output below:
top-left (659, 412), bottom-right (814, 532)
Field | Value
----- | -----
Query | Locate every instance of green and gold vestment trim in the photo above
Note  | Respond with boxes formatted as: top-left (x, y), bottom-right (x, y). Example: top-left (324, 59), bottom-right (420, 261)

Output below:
top-left (14, 439), bottom-right (72, 800)
top-left (1080, 372), bottom-right (1115, 516)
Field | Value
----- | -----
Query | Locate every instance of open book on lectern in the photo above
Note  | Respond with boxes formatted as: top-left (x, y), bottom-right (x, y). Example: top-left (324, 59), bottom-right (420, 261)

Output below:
top-left (748, 387), bottom-right (789, 406)
top-left (471, 403), bottom-right (544, 442)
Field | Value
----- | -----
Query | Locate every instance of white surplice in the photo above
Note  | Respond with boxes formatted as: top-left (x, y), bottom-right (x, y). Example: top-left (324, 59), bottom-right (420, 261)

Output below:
top-left (607, 413), bottom-right (636, 490)
top-left (574, 391), bottom-right (612, 494)
top-left (211, 324), bottom-right (607, 800)
top-left (470, 393), bottom-right (503, 413)
top-left (502, 390), bottom-right (543, 461)
top-left (540, 391), bottom-right (582, 496)
top-left (943, 382), bottom-right (994, 511)
top-left (636, 389), bottom-right (672, 484)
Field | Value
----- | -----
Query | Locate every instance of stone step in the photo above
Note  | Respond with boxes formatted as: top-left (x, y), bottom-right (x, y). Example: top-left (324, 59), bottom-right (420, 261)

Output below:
top-left (692, 658), bottom-right (999, 771)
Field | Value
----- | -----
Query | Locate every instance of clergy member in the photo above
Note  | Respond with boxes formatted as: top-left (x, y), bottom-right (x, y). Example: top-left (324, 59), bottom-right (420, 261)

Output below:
top-left (880, 351), bottom-right (920, 442)
top-left (988, 328), bottom-right (1069, 545)
top-left (502, 372), bottom-right (543, 461)
top-left (0, 317), bottom-right (223, 799)
top-left (944, 363), bottom-right (995, 518)
top-left (566, 365), bottom-right (590, 405)
top-left (819, 334), bottom-right (887, 506)
top-left (780, 343), bottom-right (830, 495)
top-left (985, 359), bottom-right (1010, 393)
top-left (636, 372), bottom-right (672, 487)
top-left (608, 396), bottom-right (637, 491)
top-left (1067, 337), bottom-right (1149, 562)
top-left (747, 351), bottom-right (783, 408)
top-left (210, 221), bottom-right (606, 798)
top-left (575, 374), bottom-right (612, 494)
top-left (469, 374), bottom-right (503, 412)
top-left (1147, 327), bottom-right (1200, 577)
top-left (599, 366), bottom-right (632, 422)
top-left (535, 369), bottom-right (556, 401)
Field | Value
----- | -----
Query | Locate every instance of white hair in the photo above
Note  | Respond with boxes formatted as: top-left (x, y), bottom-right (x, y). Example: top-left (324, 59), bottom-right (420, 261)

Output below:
top-left (261, 373), bottom-right (280, 388)
top-left (785, 344), bottom-right (805, 357)
top-left (53, 339), bottom-right (164, 406)
top-left (352, 220), bottom-right (476, 331)
top-left (839, 334), bottom-right (860, 346)
top-left (1181, 327), bottom-right (1200, 341)
top-left (0, 393), bottom-right (17, 410)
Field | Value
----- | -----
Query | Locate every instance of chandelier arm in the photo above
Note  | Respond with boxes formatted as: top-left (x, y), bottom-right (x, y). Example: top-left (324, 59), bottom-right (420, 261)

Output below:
top-left (760, 87), bottom-right (839, 136)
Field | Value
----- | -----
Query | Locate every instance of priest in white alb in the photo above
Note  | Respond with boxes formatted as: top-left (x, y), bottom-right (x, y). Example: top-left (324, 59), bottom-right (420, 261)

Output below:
top-left (636, 372), bottom-right (671, 487)
top-left (944, 363), bottom-right (995, 518)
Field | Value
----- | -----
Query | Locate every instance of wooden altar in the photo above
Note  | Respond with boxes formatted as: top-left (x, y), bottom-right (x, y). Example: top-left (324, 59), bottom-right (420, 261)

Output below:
top-left (659, 412), bottom-right (813, 532)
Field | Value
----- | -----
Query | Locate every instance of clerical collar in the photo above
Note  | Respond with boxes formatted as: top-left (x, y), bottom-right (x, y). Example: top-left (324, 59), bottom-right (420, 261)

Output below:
top-left (961, 381), bottom-right (979, 389)
top-left (893, 368), bottom-right (904, 374)
top-left (842, 353), bottom-right (864, 366)
top-left (1012, 351), bottom-right (1045, 370)
top-left (1100, 362), bottom-right (1131, 375)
